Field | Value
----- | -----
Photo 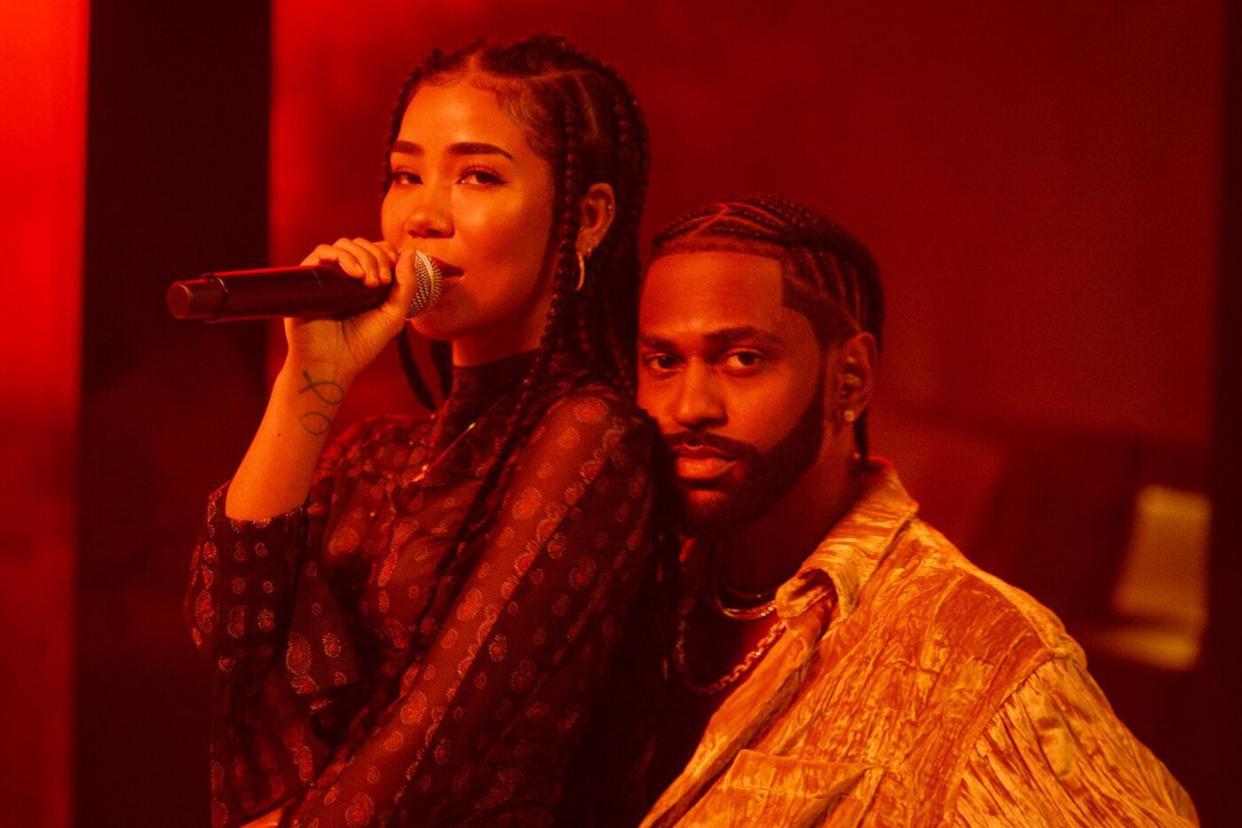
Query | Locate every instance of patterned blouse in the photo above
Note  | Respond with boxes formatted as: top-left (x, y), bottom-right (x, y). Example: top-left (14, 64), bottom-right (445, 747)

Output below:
top-left (185, 353), bottom-right (656, 827)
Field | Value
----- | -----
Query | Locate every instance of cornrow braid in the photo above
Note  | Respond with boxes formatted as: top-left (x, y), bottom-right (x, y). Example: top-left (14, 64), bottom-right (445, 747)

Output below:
top-left (380, 33), bottom-right (651, 592)
top-left (650, 193), bottom-right (884, 460)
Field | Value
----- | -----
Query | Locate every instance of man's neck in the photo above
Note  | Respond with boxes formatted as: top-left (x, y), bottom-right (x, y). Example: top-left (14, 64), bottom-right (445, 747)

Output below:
top-left (717, 451), bottom-right (864, 594)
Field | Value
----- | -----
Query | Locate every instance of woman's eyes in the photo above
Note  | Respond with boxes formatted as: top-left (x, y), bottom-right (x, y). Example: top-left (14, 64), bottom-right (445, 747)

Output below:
top-left (459, 166), bottom-right (506, 186)
top-left (387, 167), bottom-right (506, 187)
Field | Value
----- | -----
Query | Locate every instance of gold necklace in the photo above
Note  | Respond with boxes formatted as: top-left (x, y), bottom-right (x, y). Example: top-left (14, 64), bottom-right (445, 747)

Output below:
top-left (673, 593), bottom-right (786, 696)
top-left (709, 565), bottom-right (777, 621)
top-left (408, 397), bottom-right (505, 484)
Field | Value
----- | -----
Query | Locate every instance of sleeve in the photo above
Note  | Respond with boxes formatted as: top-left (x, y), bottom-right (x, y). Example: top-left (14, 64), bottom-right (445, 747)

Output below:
top-left (184, 420), bottom-right (382, 828)
top-left (951, 656), bottom-right (1198, 826)
top-left (285, 388), bottom-right (657, 828)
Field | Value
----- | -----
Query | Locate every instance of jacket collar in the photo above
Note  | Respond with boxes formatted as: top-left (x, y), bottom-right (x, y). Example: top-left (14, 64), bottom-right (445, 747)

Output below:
top-left (774, 459), bottom-right (919, 643)
top-left (644, 462), bottom-right (918, 827)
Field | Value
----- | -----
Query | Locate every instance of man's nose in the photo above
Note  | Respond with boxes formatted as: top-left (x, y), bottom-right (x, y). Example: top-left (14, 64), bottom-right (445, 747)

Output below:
top-left (403, 186), bottom-right (452, 238)
top-left (671, 362), bottom-right (726, 430)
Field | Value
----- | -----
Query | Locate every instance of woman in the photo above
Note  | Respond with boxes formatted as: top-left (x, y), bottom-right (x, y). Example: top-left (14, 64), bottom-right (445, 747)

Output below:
top-left (185, 35), bottom-right (654, 827)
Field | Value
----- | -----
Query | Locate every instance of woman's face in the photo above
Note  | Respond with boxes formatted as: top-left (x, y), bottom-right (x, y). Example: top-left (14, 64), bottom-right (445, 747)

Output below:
top-left (381, 78), bottom-right (557, 365)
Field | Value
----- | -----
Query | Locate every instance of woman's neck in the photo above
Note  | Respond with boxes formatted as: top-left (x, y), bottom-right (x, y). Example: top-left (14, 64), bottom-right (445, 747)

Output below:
top-left (450, 290), bottom-right (554, 367)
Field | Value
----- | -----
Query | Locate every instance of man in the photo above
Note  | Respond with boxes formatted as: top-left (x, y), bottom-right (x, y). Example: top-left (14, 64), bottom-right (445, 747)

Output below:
top-left (625, 194), bottom-right (1196, 825)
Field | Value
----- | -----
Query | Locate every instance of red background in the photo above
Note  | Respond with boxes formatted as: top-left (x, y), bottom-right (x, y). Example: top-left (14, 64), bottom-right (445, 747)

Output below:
top-left (0, 1), bottom-right (86, 824)
top-left (1, 1), bottom-right (1233, 825)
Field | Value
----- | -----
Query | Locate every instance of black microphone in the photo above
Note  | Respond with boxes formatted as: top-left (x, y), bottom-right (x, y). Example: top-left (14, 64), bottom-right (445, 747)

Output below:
top-left (166, 251), bottom-right (443, 322)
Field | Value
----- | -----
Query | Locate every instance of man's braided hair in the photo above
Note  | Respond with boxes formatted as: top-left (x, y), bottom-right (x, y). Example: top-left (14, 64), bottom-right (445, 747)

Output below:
top-left (649, 193), bottom-right (884, 459)
top-left (385, 33), bottom-right (650, 566)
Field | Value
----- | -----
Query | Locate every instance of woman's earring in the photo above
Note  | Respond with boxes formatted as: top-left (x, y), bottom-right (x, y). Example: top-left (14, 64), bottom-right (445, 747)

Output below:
top-left (576, 252), bottom-right (588, 292)
top-left (842, 409), bottom-right (857, 424)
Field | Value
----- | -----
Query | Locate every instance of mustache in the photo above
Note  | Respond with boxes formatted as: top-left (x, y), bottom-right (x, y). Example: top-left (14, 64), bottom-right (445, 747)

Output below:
top-left (662, 430), bottom-right (759, 459)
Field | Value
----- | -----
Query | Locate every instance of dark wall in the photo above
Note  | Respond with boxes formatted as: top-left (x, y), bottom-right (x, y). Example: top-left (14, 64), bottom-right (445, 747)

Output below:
top-left (76, 3), bottom-right (270, 825)
top-left (271, 1), bottom-right (1221, 450)
top-left (1197, 1), bottom-right (1242, 821)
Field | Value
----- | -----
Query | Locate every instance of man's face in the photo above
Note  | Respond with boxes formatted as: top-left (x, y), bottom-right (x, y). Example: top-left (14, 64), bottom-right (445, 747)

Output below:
top-left (637, 251), bottom-right (827, 534)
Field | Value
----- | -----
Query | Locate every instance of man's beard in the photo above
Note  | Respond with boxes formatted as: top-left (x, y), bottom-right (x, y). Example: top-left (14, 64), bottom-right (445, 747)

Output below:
top-left (665, 380), bottom-right (825, 538)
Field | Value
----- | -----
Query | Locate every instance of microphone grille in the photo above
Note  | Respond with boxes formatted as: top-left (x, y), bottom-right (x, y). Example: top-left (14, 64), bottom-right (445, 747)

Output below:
top-left (406, 251), bottom-right (444, 318)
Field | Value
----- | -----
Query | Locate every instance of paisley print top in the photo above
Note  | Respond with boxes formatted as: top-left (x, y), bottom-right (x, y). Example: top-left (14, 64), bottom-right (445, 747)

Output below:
top-left (186, 353), bottom-right (656, 827)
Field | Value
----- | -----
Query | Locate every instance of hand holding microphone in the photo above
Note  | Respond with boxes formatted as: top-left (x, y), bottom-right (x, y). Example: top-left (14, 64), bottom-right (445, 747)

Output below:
top-left (168, 238), bottom-right (445, 384)
top-left (166, 243), bottom-right (443, 322)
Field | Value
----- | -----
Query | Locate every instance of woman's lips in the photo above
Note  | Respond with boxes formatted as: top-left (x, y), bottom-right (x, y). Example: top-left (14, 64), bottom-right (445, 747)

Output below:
top-left (411, 253), bottom-right (463, 296)
top-left (410, 252), bottom-right (463, 277)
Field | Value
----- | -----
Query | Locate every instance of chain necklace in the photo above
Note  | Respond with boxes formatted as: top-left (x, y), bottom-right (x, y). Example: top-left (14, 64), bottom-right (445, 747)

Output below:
top-left (408, 397), bottom-right (506, 485)
top-left (673, 591), bottom-right (786, 696)
top-left (709, 565), bottom-right (778, 621)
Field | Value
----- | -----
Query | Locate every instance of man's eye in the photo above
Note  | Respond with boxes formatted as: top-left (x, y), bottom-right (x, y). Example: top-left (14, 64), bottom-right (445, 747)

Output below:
top-left (643, 354), bottom-right (680, 372)
top-left (723, 350), bottom-right (764, 370)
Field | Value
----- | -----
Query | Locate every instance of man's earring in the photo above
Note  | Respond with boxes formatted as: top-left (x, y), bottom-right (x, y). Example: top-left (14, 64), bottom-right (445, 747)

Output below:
top-left (842, 409), bottom-right (857, 424)
top-left (576, 252), bottom-right (587, 292)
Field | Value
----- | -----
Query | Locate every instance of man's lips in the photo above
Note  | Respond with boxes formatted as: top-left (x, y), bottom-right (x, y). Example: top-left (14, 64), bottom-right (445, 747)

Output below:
top-left (674, 456), bottom-right (736, 482)
top-left (671, 446), bottom-right (736, 482)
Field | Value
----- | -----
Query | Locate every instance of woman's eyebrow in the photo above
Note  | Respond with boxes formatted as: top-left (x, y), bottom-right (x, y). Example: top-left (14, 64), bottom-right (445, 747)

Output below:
top-left (388, 140), bottom-right (513, 160)
top-left (448, 141), bottom-right (514, 160)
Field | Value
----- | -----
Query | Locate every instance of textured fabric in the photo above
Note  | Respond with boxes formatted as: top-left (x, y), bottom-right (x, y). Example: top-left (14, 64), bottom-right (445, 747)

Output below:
top-left (185, 356), bottom-right (656, 827)
top-left (638, 461), bottom-right (1196, 827)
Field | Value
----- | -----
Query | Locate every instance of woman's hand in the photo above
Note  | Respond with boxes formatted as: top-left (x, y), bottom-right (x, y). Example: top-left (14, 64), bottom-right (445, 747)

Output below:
top-left (224, 237), bottom-right (421, 520)
top-left (284, 238), bottom-right (421, 383)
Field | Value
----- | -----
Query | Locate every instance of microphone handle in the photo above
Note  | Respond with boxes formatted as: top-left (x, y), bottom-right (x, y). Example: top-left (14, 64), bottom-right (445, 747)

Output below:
top-left (166, 266), bottom-right (390, 322)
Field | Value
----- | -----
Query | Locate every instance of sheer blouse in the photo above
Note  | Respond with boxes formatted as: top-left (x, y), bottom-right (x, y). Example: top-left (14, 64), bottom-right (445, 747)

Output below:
top-left (185, 353), bottom-right (656, 827)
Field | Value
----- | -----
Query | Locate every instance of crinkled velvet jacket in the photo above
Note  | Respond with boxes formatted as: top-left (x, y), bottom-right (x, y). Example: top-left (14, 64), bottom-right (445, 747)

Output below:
top-left (185, 355), bottom-right (655, 827)
top-left (638, 462), bottom-right (1196, 827)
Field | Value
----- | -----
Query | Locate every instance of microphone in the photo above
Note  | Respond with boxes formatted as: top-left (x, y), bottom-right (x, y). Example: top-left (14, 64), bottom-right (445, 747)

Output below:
top-left (166, 251), bottom-right (443, 322)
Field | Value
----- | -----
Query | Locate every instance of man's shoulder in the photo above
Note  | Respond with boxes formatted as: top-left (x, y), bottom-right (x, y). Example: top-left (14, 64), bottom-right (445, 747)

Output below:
top-left (778, 516), bottom-right (1091, 784)
top-left (856, 517), bottom-right (1084, 668)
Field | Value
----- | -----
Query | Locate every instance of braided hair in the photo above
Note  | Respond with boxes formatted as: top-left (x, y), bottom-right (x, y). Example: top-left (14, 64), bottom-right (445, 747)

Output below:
top-left (385, 34), bottom-right (650, 564)
top-left (649, 194), bottom-right (884, 459)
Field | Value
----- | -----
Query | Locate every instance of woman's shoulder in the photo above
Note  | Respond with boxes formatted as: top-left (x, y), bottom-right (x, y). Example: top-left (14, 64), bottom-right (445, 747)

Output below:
top-left (531, 376), bottom-right (655, 449)
top-left (505, 378), bottom-right (656, 516)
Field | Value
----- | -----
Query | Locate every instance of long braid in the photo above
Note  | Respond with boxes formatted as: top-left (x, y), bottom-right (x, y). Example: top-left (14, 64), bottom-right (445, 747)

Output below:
top-left (396, 329), bottom-right (437, 412)
top-left (650, 194), bottom-right (884, 460)
top-left (380, 36), bottom-right (651, 597)
top-left (448, 102), bottom-right (585, 557)
top-left (559, 44), bottom-right (650, 396)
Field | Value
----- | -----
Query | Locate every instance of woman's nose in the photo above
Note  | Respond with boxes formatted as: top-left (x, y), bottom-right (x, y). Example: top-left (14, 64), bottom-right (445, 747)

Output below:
top-left (403, 188), bottom-right (453, 238)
